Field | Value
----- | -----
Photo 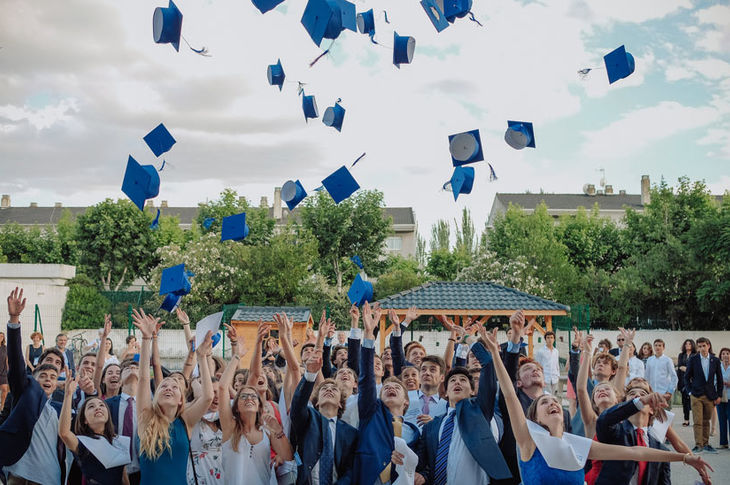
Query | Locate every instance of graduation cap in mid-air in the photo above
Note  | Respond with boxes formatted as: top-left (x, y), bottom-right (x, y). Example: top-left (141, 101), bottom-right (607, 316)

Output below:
top-left (144, 123), bottom-right (176, 158)
top-left (121, 156), bottom-right (160, 211)
top-left (604, 45), bottom-right (635, 84)
top-left (504, 121), bottom-right (535, 150)
top-left (322, 165), bottom-right (360, 204)
top-left (448, 129), bottom-right (483, 166)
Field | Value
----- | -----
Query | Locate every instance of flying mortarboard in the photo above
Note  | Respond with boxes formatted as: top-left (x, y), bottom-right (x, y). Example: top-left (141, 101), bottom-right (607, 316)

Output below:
top-left (421, 0), bottom-right (449, 32)
top-left (322, 100), bottom-right (345, 131)
top-left (281, 179), bottom-right (308, 210)
top-left (160, 293), bottom-right (182, 312)
top-left (505, 121), bottom-right (535, 150)
top-left (121, 156), bottom-right (160, 211)
top-left (153, 0), bottom-right (183, 52)
top-left (267, 59), bottom-right (286, 91)
top-left (202, 217), bottom-right (215, 230)
top-left (350, 255), bottom-right (363, 269)
top-left (357, 9), bottom-right (375, 36)
top-left (301, 0), bottom-right (356, 47)
top-left (251, 0), bottom-right (285, 14)
top-left (448, 129), bottom-right (483, 166)
top-left (322, 165), bottom-right (360, 204)
top-left (393, 31), bottom-right (416, 68)
top-left (443, 0), bottom-right (473, 21)
top-left (604, 45), bottom-right (635, 84)
top-left (221, 213), bottom-right (250, 242)
top-left (159, 263), bottom-right (193, 297)
top-left (347, 274), bottom-right (373, 306)
top-left (144, 123), bottom-right (176, 157)
top-left (302, 94), bottom-right (319, 121)
top-left (447, 166), bottom-right (475, 201)
top-left (150, 209), bottom-right (161, 230)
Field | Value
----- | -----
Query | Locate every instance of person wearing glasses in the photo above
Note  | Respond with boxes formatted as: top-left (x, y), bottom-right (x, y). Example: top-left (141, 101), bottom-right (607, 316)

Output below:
top-left (608, 334), bottom-right (625, 358)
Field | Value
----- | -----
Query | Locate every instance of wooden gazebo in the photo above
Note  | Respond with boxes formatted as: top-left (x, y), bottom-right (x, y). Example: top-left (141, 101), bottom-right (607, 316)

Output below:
top-left (376, 281), bottom-right (570, 357)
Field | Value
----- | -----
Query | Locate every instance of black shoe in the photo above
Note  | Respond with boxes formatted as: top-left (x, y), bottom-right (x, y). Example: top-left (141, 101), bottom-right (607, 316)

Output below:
top-left (703, 445), bottom-right (718, 454)
top-left (692, 446), bottom-right (703, 453)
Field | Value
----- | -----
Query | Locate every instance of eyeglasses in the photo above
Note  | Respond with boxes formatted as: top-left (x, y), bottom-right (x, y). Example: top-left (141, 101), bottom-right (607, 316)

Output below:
top-left (617, 338), bottom-right (625, 341)
top-left (239, 393), bottom-right (258, 401)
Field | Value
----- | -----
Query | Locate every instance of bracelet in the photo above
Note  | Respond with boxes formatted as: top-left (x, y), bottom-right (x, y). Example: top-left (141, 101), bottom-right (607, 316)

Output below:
top-left (142, 337), bottom-right (152, 341)
top-left (273, 431), bottom-right (285, 440)
top-left (448, 338), bottom-right (456, 342)
top-left (232, 354), bottom-right (241, 360)
top-left (683, 453), bottom-right (690, 464)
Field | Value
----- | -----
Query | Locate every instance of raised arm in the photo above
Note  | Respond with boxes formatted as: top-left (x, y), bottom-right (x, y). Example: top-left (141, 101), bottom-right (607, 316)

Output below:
top-left (151, 320), bottom-right (164, 389)
top-left (58, 372), bottom-right (79, 453)
top-left (246, 320), bottom-right (269, 387)
top-left (473, 326), bottom-right (497, 420)
top-left (176, 307), bottom-right (194, 348)
top-left (263, 413), bottom-right (293, 460)
top-left (219, 331), bottom-right (246, 443)
top-left (614, 328), bottom-right (635, 396)
top-left (358, 301), bottom-right (381, 421)
top-left (273, 313), bottom-right (301, 411)
top-left (437, 315), bottom-right (466, 371)
top-left (131, 309), bottom-right (161, 421)
top-left (289, 350), bottom-right (321, 439)
top-left (93, 315), bottom-right (112, 393)
top-left (483, 321), bottom-right (534, 458)
top-left (347, 304), bottom-right (362, 376)
top-left (183, 332), bottom-right (215, 430)
top-left (6, 288), bottom-right (29, 397)
top-left (596, 394), bottom-right (668, 443)
top-left (577, 333), bottom-right (597, 430)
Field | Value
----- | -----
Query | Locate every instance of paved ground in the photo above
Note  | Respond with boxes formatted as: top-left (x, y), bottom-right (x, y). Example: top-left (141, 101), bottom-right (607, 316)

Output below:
top-left (666, 406), bottom-right (729, 484)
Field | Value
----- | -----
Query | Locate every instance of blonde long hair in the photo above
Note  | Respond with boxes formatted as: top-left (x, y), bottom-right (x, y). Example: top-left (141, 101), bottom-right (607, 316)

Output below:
top-left (230, 386), bottom-right (264, 453)
top-left (139, 378), bottom-right (186, 460)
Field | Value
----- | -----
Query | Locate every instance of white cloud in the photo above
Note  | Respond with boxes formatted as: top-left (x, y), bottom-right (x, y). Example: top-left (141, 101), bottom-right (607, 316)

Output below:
top-left (0, 98), bottom-right (79, 130)
top-left (692, 5), bottom-right (730, 53)
top-left (705, 175), bottom-right (730, 195)
top-left (582, 0), bottom-right (693, 24)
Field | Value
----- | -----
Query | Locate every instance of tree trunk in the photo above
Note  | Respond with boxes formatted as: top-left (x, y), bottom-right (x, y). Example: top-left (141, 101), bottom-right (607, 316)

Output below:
top-left (334, 257), bottom-right (343, 294)
top-left (113, 266), bottom-right (128, 292)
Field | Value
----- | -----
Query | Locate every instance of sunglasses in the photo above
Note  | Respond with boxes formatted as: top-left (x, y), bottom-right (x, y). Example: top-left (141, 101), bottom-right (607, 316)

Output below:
top-left (617, 338), bottom-right (625, 341)
top-left (239, 393), bottom-right (258, 401)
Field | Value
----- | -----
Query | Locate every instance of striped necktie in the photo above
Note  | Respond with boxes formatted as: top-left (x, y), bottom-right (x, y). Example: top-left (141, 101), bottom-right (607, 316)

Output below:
top-left (434, 411), bottom-right (455, 485)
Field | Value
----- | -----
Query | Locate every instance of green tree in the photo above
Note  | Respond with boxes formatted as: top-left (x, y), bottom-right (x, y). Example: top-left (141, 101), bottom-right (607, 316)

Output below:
top-left (61, 275), bottom-right (110, 330)
top-left (429, 220), bottom-right (450, 252)
top-left (454, 208), bottom-right (477, 256)
top-left (426, 248), bottom-right (471, 280)
top-left (374, 256), bottom-right (428, 297)
top-left (555, 205), bottom-right (627, 273)
top-left (0, 223), bottom-right (64, 264)
top-left (300, 190), bottom-right (391, 293)
top-left (75, 199), bottom-right (160, 290)
top-left (416, 233), bottom-right (428, 267)
top-left (456, 249), bottom-right (551, 298)
top-left (195, 189), bottom-right (275, 245)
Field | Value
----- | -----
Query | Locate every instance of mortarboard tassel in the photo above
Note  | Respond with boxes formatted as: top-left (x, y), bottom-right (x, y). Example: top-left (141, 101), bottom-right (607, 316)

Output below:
top-left (309, 40), bottom-right (336, 68)
top-left (182, 36), bottom-right (212, 57)
top-left (158, 160), bottom-right (167, 172)
top-left (297, 82), bottom-right (306, 96)
top-left (150, 209), bottom-right (161, 230)
top-left (577, 66), bottom-right (602, 79)
top-left (314, 185), bottom-right (324, 192)
top-left (468, 12), bottom-right (483, 26)
top-left (202, 217), bottom-right (215, 230)
top-left (350, 152), bottom-right (366, 167)
top-left (488, 163), bottom-right (498, 182)
top-left (383, 10), bottom-right (390, 23)
top-left (369, 31), bottom-right (378, 45)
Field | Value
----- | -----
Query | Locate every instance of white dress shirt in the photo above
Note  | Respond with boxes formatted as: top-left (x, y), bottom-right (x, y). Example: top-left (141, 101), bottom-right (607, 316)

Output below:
top-left (627, 356), bottom-right (646, 384)
top-left (645, 355), bottom-right (678, 394)
top-left (536, 345), bottom-right (560, 385)
top-left (404, 390), bottom-right (447, 428)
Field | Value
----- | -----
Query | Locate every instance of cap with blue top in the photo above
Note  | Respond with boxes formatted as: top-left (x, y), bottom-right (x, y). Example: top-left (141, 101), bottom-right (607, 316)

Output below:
top-left (323, 101), bottom-right (345, 131)
top-left (348, 274), bottom-right (374, 306)
top-left (121, 156), bottom-right (160, 211)
top-left (604, 45), bottom-right (635, 84)
top-left (267, 59), bottom-right (285, 91)
top-left (153, 0), bottom-right (183, 52)
top-left (221, 213), bottom-right (250, 242)
top-left (322, 165), bottom-right (360, 204)
top-left (281, 180), bottom-right (308, 210)
top-left (504, 121), bottom-right (535, 150)
top-left (144, 123), bottom-right (176, 157)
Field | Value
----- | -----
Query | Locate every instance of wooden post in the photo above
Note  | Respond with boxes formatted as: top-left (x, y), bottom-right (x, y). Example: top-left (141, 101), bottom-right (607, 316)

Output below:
top-left (528, 332), bottom-right (534, 358)
top-left (545, 315), bottom-right (553, 332)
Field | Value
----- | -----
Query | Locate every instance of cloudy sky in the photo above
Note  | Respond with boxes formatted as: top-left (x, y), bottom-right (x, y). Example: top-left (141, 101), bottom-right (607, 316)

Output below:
top-left (1, 0), bottom-right (729, 239)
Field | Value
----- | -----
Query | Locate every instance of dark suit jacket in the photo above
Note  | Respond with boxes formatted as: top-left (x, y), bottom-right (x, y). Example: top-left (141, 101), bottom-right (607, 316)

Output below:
top-left (106, 394), bottom-right (123, 433)
top-left (322, 337), bottom-right (361, 380)
top-left (417, 342), bottom-right (511, 483)
top-left (0, 325), bottom-right (64, 469)
top-left (289, 376), bottom-right (358, 485)
top-left (390, 325), bottom-right (408, 377)
top-left (595, 399), bottom-right (670, 485)
top-left (684, 353), bottom-right (723, 400)
top-left (608, 348), bottom-right (620, 357)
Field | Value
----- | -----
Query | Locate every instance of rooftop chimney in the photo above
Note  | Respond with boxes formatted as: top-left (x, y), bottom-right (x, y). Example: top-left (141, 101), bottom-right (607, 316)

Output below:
top-left (160, 200), bottom-right (168, 208)
top-left (273, 187), bottom-right (282, 220)
top-left (54, 202), bottom-right (62, 208)
top-left (1, 195), bottom-right (9, 208)
top-left (29, 202), bottom-right (38, 208)
top-left (587, 184), bottom-right (596, 196)
top-left (619, 189), bottom-right (626, 195)
top-left (605, 185), bottom-right (614, 195)
top-left (260, 196), bottom-right (269, 209)
top-left (641, 175), bottom-right (651, 205)
top-left (145, 200), bottom-right (154, 208)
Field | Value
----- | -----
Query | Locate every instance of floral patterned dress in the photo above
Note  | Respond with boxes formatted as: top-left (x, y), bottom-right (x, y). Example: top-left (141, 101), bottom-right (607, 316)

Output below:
top-left (187, 419), bottom-right (224, 485)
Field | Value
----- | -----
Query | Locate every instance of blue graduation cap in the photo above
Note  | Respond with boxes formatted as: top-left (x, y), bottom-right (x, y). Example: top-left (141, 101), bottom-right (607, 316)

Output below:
top-left (604, 45), bottom-right (635, 84)
top-left (267, 59), bottom-right (285, 91)
top-left (302, 95), bottom-right (318, 121)
top-left (150, 209), bottom-right (161, 230)
top-left (504, 120), bottom-right (535, 150)
top-left (448, 166), bottom-right (475, 201)
top-left (153, 0), bottom-right (183, 52)
top-left (443, 0), bottom-right (473, 21)
top-left (160, 293), bottom-right (182, 312)
top-left (350, 255), bottom-right (363, 269)
top-left (144, 123), bottom-right (176, 158)
top-left (347, 274), bottom-right (373, 306)
top-left (322, 101), bottom-right (345, 131)
top-left (357, 9), bottom-right (375, 36)
top-left (221, 213), bottom-right (250, 242)
top-left (421, 0), bottom-right (449, 32)
top-left (282, 179), bottom-right (308, 210)
top-left (202, 217), bottom-right (215, 230)
top-left (393, 31), bottom-right (416, 68)
top-left (159, 263), bottom-right (193, 297)
top-left (251, 0), bottom-right (285, 14)
top-left (322, 165), bottom-right (360, 204)
top-left (301, 0), bottom-right (356, 47)
top-left (449, 129), bottom-right (483, 166)
top-left (121, 156), bottom-right (160, 211)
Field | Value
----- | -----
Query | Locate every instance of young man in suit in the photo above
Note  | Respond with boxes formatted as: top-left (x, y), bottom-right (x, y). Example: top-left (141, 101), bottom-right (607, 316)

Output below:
top-left (289, 349), bottom-right (358, 485)
top-left (416, 325), bottom-right (511, 485)
top-left (106, 357), bottom-right (141, 484)
top-left (1, 288), bottom-right (73, 484)
top-left (685, 336), bottom-right (724, 453)
top-left (54, 332), bottom-right (76, 380)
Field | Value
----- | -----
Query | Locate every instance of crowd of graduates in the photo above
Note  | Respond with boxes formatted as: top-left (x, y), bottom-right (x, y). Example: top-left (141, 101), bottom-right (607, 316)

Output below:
top-left (0, 286), bottom-right (726, 485)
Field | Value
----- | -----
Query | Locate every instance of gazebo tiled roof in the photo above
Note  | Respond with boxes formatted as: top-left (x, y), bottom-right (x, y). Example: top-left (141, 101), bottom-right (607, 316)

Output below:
top-left (230, 306), bottom-right (312, 322)
top-left (377, 281), bottom-right (569, 314)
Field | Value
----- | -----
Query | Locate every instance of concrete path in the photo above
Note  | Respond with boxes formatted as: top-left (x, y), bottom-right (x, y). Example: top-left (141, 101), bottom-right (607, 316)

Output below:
top-left (667, 406), bottom-right (728, 484)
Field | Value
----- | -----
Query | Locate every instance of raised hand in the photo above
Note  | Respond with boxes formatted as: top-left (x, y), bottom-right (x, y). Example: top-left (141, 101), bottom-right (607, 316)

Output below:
top-left (483, 327), bottom-right (500, 354)
top-left (509, 310), bottom-right (525, 340)
top-left (102, 314), bottom-right (112, 338)
top-left (349, 304), bottom-right (360, 328)
top-left (223, 323), bottom-right (238, 344)
top-left (684, 454), bottom-right (714, 484)
top-left (388, 308), bottom-right (401, 326)
top-left (256, 319), bottom-right (269, 343)
top-left (305, 349), bottom-right (323, 374)
top-left (639, 392), bottom-right (669, 422)
top-left (403, 306), bottom-right (418, 325)
top-left (582, 334), bottom-right (594, 353)
top-left (131, 309), bottom-right (162, 339)
top-left (618, 327), bottom-right (636, 346)
top-left (572, 327), bottom-right (582, 349)
top-left (196, 330), bottom-right (214, 357)
top-left (7, 287), bottom-right (26, 323)
top-left (64, 370), bottom-right (78, 395)
top-left (175, 307), bottom-right (190, 325)
top-left (262, 412), bottom-right (284, 436)
top-left (362, 301), bottom-right (378, 337)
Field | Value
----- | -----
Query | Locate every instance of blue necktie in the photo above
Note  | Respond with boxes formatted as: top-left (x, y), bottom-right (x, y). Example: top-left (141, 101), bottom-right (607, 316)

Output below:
top-left (320, 417), bottom-right (334, 485)
top-left (434, 412), bottom-right (455, 485)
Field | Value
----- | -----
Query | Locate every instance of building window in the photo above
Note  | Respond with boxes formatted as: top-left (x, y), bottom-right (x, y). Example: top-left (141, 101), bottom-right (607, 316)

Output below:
top-left (386, 237), bottom-right (402, 251)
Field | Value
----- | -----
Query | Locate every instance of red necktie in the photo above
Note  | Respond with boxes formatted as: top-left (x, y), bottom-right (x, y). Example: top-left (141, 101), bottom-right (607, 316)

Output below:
top-left (636, 428), bottom-right (648, 485)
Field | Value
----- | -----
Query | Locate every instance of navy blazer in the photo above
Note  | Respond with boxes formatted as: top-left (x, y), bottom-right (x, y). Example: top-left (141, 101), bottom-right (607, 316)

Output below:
top-left (595, 400), bottom-right (669, 485)
top-left (684, 353), bottom-right (723, 401)
top-left (390, 325), bottom-right (408, 378)
top-left (289, 375), bottom-right (358, 485)
top-left (417, 342), bottom-right (511, 483)
top-left (106, 394), bottom-right (122, 433)
top-left (0, 325), bottom-right (64, 468)
top-left (353, 340), bottom-right (422, 485)
top-left (323, 337), bottom-right (361, 380)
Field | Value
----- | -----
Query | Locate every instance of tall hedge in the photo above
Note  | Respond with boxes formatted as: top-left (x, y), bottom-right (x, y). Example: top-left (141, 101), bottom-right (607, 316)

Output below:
top-left (61, 279), bottom-right (109, 330)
